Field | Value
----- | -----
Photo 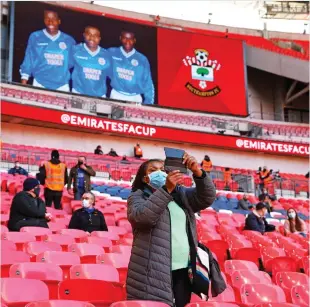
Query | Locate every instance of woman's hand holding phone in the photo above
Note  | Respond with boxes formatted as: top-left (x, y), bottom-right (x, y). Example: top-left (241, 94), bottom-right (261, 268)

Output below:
top-left (165, 170), bottom-right (184, 193)
top-left (183, 153), bottom-right (203, 177)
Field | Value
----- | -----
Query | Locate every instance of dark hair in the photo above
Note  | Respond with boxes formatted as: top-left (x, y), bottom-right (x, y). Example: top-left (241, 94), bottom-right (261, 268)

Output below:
top-left (287, 207), bottom-right (303, 232)
top-left (131, 159), bottom-right (163, 192)
top-left (14, 161), bottom-right (19, 164)
top-left (121, 30), bottom-right (135, 38)
top-left (85, 26), bottom-right (100, 34)
top-left (96, 145), bottom-right (101, 149)
top-left (44, 10), bottom-right (59, 18)
top-left (256, 202), bottom-right (267, 211)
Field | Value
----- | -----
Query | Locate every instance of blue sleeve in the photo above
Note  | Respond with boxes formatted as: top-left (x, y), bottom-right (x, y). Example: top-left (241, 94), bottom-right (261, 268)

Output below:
top-left (20, 33), bottom-right (35, 80)
top-left (142, 58), bottom-right (155, 105)
top-left (68, 38), bottom-right (77, 69)
top-left (8, 168), bottom-right (15, 175)
top-left (22, 168), bottom-right (29, 177)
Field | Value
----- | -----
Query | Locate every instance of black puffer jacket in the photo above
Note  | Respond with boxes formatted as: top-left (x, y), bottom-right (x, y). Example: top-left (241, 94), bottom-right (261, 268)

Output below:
top-left (126, 172), bottom-right (216, 306)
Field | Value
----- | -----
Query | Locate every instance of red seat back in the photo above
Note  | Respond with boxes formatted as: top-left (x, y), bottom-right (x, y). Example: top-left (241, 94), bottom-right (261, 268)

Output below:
top-left (70, 264), bottom-right (119, 282)
top-left (25, 301), bottom-right (95, 307)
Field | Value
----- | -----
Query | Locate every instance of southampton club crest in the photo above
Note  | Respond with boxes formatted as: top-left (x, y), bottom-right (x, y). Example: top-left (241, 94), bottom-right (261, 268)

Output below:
top-left (183, 48), bottom-right (221, 97)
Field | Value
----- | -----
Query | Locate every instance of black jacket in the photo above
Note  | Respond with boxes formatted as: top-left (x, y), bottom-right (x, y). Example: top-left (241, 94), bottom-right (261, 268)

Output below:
top-left (244, 212), bottom-right (275, 234)
top-left (37, 158), bottom-right (68, 187)
top-left (8, 191), bottom-right (48, 231)
top-left (94, 149), bottom-right (103, 155)
top-left (68, 208), bottom-right (108, 233)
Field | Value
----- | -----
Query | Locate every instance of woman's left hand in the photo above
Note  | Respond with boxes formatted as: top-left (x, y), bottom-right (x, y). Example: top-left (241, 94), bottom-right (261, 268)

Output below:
top-left (183, 153), bottom-right (203, 177)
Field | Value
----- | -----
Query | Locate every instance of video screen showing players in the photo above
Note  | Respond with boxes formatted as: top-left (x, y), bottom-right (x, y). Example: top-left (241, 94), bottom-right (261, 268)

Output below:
top-left (12, 2), bottom-right (157, 105)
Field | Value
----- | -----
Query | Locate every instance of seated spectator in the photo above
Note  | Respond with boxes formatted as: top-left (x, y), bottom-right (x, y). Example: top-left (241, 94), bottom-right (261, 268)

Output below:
top-left (244, 202), bottom-right (275, 234)
top-left (201, 155), bottom-right (212, 173)
top-left (108, 148), bottom-right (118, 157)
top-left (94, 145), bottom-right (103, 155)
top-left (68, 192), bottom-right (108, 233)
top-left (134, 143), bottom-right (143, 159)
top-left (284, 208), bottom-right (307, 237)
top-left (8, 178), bottom-right (51, 231)
top-left (8, 161), bottom-right (28, 177)
top-left (120, 155), bottom-right (130, 164)
top-left (237, 194), bottom-right (251, 210)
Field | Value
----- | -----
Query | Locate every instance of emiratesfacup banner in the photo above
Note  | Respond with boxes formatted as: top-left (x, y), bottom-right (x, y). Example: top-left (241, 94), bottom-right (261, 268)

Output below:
top-left (2, 101), bottom-right (309, 157)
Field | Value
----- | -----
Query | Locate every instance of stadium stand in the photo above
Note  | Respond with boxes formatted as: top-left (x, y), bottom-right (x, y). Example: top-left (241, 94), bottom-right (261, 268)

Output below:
top-left (2, 84), bottom-right (309, 144)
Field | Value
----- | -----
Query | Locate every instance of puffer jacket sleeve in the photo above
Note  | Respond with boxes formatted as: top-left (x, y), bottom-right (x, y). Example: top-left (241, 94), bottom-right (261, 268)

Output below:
top-left (184, 171), bottom-right (216, 213)
top-left (127, 188), bottom-right (173, 229)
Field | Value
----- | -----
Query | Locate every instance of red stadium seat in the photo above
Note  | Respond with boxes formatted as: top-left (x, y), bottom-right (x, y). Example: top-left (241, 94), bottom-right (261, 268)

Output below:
top-left (1, 278), bottom-right (49, 307)
top-left (36, 251), bottom-right (80, 280)
top-left (23, 241), bottom-right (62, 260)
top-left (68, 243), bottom-right (105, 263)
top-left (91, 231), bottom-right (120, 244)
top-left (261, 247), bottom-right (286, 272)
top-left (87, 236), bottom-right (112, 252)
top-left (253, 304), bottom-right (299, 307)
top-left (224, 260), bottom-right (258, 276)
top-left (1, 240), bottom-right (16, 251)
top-left (234, 247), bottom-right (262, 267)
top-left (1, 224), bottom-right (8, 233)
top-left (57, 229), bottom-right (88, 243)
top-left (300, 255), bottom-right (309, 274)
top-left (186, 303), bottom-right (240, 307)
top-left (108, 226), bottom-right (128, 236)
top-left (206, 240), bottom-right (229, 266)
top-left (43, 234), bottom-right (76, 251)
top-left (231, 270), bottom-right (272, 290)
top-left (268, 257), bottom-right (298, 282)
top-left (111, 245), bottom-right (132, 257)
top-left (240, 283), bottom-right (286, 305)
top-left (25, 301), bottom-right (95, 307)
top-left (58, 279), bottom-right (125, 303)
top-left (276, 272), bottom-right (309, 302)
top-left (21, 226), bottom-right (52, 240)
top-left (1, 250), bottom-right (30, 277)
top-left (1, 232), bottom-right (36, 250)
top-left (110, 301), bottom-right (170, 307)
top-left (291, 285), bottom-right (309, 307)
top-left (96, 253), bottom-right (130, 283)
top-left (70, 264), bottom-right (119, 282)
top-left (9, 263), bottom-right (63, 299)
top-left (209, 285), bottom-right (236, 302)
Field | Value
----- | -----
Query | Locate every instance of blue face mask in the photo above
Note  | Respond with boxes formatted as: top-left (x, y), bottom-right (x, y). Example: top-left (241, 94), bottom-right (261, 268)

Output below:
top-left (148, 170), bottom-right (167, 190)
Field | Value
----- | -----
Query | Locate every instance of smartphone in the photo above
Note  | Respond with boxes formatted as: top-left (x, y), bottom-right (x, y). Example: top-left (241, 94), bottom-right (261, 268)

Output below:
top-left (164, 147), bottom-right (188, 174)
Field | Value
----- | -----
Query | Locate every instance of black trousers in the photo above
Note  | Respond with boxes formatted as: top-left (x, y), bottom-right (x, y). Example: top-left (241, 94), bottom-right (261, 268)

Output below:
top-left (44, 188), bottom-right (63, 210)
top-left (172, 268), bottom-right (192, 307)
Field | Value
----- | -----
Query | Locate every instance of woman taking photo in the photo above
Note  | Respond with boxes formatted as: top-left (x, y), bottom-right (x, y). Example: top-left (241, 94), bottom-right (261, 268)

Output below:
top-left (284, 208), bottom-right (307, 237)
top-left (126, 153), bottom-right (216, 307)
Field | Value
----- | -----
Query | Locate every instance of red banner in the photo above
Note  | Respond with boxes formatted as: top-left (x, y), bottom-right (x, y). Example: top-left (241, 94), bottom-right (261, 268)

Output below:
top-left (157, 28), bottom-right (248, 116)
top-left (2, 101), bottom-right (308, 157)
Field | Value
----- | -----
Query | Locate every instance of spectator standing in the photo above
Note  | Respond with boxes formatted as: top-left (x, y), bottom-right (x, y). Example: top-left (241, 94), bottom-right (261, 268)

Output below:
top-left (237, 194), bottom-right (251, 210)
top-left (134, 143), bottom-right (143, 159)
top-left (126, 154), bottom-right (216, 307)
top-left (284, 208), bottom-right (307, 237)
top-left (224, 167), bottom-right (232, 188)
top-left (68, 192), bottom-right (108, 233)
top-left (201, 155), bottom-right (212, 173)
top-left (67, 156), bottom-right (96, 200)
top-left (244, 202), bottom-right (275, 234)
top-left (258, 166), bottom-right (273, 192)
top-left (8, 178), bottom-right (52, 231)
top-left (94, 145), bottom-right (103, 155)
top-left (8, 161), bottom-right (28, 177)
top-left (39, 150), bottom-right (68, 210)
top-left (108, 148), bottom-right (118, 157)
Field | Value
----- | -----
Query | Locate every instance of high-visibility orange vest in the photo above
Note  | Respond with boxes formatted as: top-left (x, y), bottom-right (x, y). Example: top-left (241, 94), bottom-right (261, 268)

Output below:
top-left (135, 146), bottom-right (143, 156)
top-left (260, 170), bottom-right (272, 184)
top-left (44, 161), bottom-right (66, 191)
top-left (202, 160), bottom-right (212, 172)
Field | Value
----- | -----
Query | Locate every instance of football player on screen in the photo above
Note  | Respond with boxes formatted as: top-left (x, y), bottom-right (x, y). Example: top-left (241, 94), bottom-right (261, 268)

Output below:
top-left (108, 31), bottom-right (155, 105)
top-left (71, 26), bottom-right (111, 97)
top-left (20, 10), bottom-right (76, 91)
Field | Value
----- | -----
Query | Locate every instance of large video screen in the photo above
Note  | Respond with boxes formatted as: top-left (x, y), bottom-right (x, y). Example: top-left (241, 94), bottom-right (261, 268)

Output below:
top-left (11, 2), bottom-right (248, 116)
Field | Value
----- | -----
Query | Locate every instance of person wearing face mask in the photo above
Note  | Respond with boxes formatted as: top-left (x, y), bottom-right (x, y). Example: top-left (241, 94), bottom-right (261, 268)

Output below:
top-left (68, 192), bottom-right (107, 233)
top-left (201, 155), bottom-right (212, 173)
top-left (8, 178), bottom-right (51, 231)
top-left (244, 202), bottom-right (275, 234)
top-left (8, 161), bottom-right (28, 177)
top-left (284, 208), bottom-right (307, 237)
top-left (126, 153), bottom-right (216, 307)
top-left (67, 156), bottom-right (96, 200)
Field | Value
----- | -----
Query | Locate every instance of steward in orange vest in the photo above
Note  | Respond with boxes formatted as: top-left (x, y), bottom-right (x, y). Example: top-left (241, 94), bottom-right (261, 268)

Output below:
top-left (39, 150), bottom-right (68, 209)
top-left (201, 155), bottom-right (212, 172)
top-left (134, 143), bottom-right (143, 158)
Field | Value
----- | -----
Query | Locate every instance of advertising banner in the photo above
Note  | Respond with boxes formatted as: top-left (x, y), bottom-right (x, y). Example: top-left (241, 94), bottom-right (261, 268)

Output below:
top-left (11, 1), bottom-right (248, 116)
top-left (2, 101), bottom-right (308, 157)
